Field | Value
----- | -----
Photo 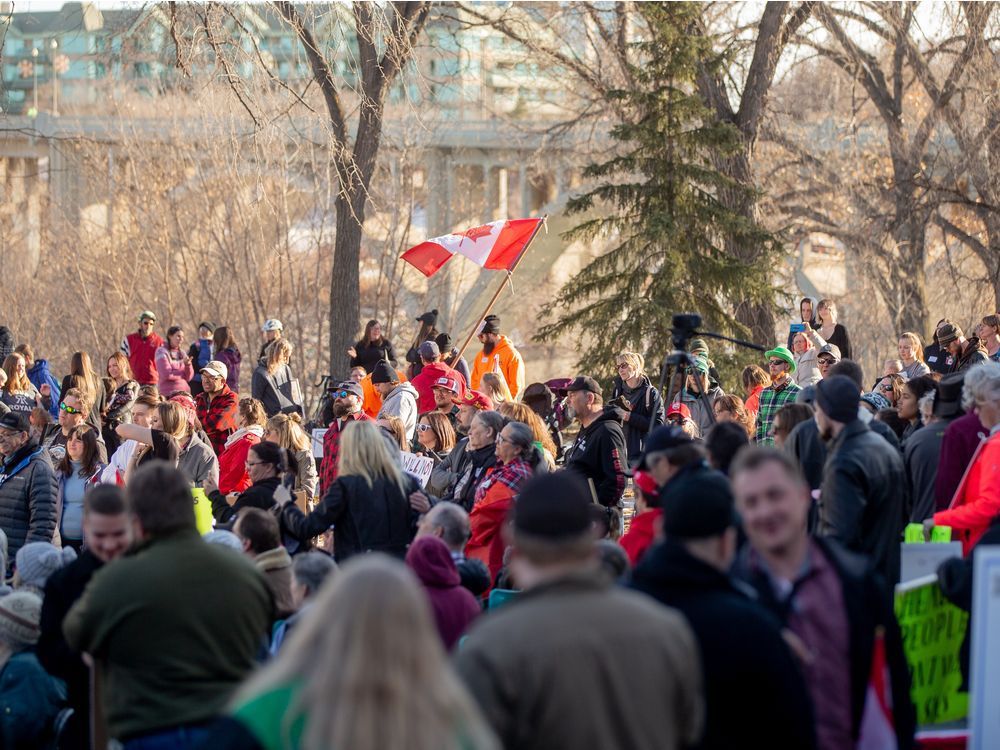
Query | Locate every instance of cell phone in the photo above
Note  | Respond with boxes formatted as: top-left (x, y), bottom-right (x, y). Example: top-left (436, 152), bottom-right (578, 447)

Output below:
top-left (282, 473), bottom-right (296, 492)
top-left (790, 323), bottom-right (807, 333)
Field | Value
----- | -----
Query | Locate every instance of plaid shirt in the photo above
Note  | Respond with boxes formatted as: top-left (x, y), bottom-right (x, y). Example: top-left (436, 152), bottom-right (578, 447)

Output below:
top-left (319, 412), bottom-right (372, 495)
top-left (754, 378), bottom-right (801, 445)
top-left (195, 386), bottom-right (239, 457)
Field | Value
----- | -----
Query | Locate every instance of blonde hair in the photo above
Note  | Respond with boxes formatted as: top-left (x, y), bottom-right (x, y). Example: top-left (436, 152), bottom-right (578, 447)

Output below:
top-left (232, 555), bottom-right (498, 750)
top-left (339, 421), bottom-right (407, 495)
top-left (156, 401), bottom-right (187, 439)
top-left (266, 338), bottom-right (294, 375)
top-left (497, 401), bottom-right (556, 457)
top-left (1, 354), bottom-right (30, 395)
top-left (238, 398), bottom-right (268, 429)
top-left (615, 351), bottom-right (645, 378)
top-left (480, 372), bottom-right (512, 404)
top-left (266, 412), bottom-right (311, 452)
top-left (899, 332), bottom-right (925, 362)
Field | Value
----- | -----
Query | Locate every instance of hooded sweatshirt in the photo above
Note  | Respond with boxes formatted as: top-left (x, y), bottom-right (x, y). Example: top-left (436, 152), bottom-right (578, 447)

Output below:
top-left (377, 382), bottom-right (419, 441)
top-left (26, 359), bottom-right (61, 419)
top-left (470, 335), bottom-right (525, 398)
top-left (405, 536), bottom-right (480, 649)
top-left (410, 361), bottom-right (464, 414)
top-left (563, 407), bottom-right (627, 507)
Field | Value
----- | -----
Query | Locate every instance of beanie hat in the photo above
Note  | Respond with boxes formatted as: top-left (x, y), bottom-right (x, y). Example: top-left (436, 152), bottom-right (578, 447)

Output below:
top-left (0, 591), bottom-right (42, 649)
top-left (660, 467), bottom-right (736, 539)
top-left (815, 375), bottom-right (861, 423)
top-left (15, 542), bottom-right (77, 591)
top-left (481, 315), bottom-right (501, 335)
top-left (416, 309), bottom-right (439, 326)
top-left (860, 391), bottom-right (891, 413)
top-left (203, 529), bottom-right (243, 551)
top-left (936, 322), bottom-right (962, 348)
top-left (514, 472), bottom-right (593, 539)
top-left (689, 338), bottom-right (709, 355)
top-left (371, 360), bottom-right (397, 385)
top-left (435, 333), bottom-right (454, 352)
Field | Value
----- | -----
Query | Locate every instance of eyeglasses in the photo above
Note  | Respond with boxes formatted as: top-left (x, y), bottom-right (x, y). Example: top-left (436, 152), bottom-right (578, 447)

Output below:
top-left (496, 433), bottom-right (513, 445)
top-left (666, 415), bottom-right (684, 424)
top-left (417, 423), bottom-right (432, 433)
top-left (246, 460), bottom-right (265, 468)
top-left (818, 357), bottom-right (835, 365)
top-left (59, 402), bottom-right (82, 415)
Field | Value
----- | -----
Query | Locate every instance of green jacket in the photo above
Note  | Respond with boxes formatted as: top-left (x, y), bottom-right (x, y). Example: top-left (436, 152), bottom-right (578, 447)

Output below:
top-left (63, 527), bottom-right (274, 741)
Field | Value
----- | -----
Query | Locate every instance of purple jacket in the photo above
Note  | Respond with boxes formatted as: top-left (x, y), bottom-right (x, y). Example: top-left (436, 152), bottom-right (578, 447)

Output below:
top-left (215, 348), bottom-right (242, 393)
top-left (935, 411), bottom-right (987, 512)
top-left (405, 536), bottom-right (480, 649)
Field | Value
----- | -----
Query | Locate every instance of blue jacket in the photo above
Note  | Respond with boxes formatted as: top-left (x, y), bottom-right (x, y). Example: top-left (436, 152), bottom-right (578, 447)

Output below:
top-left (27, 359), bottom-right (60, 419)
top-left (0, 650), bottom-right (66, 749)
top-left (188, 339), bottom-right (215, 384)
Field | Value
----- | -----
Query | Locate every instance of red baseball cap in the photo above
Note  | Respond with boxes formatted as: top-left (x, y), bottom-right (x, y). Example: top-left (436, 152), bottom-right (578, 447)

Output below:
top-left (433, 376), bottom-right (461, 395)
top-left (632, 470), bottom-right (660, 500)
top-left (666, 402), bottom-right (691, 420)
top-left (454, 389), bottom-right (493, 410)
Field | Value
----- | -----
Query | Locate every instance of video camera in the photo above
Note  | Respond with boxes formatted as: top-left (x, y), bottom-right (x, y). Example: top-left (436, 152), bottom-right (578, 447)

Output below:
top-left (669, 313), bottom-right (702, 352)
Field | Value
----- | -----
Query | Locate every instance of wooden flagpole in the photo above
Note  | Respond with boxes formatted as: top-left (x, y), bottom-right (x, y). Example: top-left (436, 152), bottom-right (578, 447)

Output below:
top-left (452, 215), bottom-right (547, 364)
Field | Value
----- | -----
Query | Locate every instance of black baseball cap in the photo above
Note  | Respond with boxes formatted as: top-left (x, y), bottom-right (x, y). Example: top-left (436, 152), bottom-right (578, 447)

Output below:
top-left (0, 411), bottom-right (30, 433)
top-left (660, 467), bottom-right (737, 539)
top-left (566, 376), bottom-right (601, 396)
top-left (513, 472), bottom-right (593, 539)
top-left (631, 425), bottom-right (692, 471)
top-left (335, 381), bottom-right (363, 398)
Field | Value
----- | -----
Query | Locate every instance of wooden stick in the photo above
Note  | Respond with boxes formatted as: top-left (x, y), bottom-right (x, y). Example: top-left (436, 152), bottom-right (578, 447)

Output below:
top-left (453, 216), bottom-right (547, 364)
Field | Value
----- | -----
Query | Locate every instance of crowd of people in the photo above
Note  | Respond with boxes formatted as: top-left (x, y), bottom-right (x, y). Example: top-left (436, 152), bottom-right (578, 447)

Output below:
top-left (0, 300), bottom-right (997, 749)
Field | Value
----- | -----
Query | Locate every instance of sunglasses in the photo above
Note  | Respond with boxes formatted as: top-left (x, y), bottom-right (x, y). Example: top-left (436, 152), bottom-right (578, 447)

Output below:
top-left (818, 357), bottom-right (835, 365)
top-left (879, 384), bottom-right (893, 392)
top-left (616, 363), bottom-right (630, 370)
top-left (333, 390), bottom-right (354, 399)
top-left (59, 402), bottom-right (82, 415)
top-left (417, 423), bottom-right (432, 433)
top-left (767, 360), bottom-right (786, 367)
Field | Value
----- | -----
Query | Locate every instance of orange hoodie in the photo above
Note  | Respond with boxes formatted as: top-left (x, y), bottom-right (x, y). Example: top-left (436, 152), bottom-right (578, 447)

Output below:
top-left (470, 335), bottom-right (525, 398)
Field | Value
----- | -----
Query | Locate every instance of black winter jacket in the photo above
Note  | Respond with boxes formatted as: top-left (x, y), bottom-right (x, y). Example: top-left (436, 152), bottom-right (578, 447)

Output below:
top-left (280, 473), bottom-right (420, 562)
top-left (611, 375), bottom-right (665, 464)
top-left (0, 441), bottom-right (57, 573)
top-left (210, 476), bottom-right (281, 525)
top-left (631, 540), bottom-right (816, 750)
top-left (563, 408), bottom-right (627, 507)
top-left (349, 339), bottom-right (397, 373)
top-left (818, 419), bottom-right (908, 586)
top-left (38, 549), bottom-right (103, 748)
top-left (733, 537), bottom-right (916, 750)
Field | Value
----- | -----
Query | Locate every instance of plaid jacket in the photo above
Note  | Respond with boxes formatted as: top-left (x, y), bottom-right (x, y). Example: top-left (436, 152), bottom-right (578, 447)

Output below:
top-left (319, 412), bottom-right (372, 495)
top-left (195, 386), bottom-right (239, 457)
top-left (754, 379), bottom-right (802, 445)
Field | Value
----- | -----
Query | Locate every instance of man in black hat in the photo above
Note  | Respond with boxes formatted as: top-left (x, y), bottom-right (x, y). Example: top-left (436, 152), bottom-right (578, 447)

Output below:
top-left (372, 360), bottom-right (419, 442)
top-left (0, 411), bottom-right (57, 575)
top-left (814, 375), bottom-right (907, 585)
top-left (436, 331), bottom-right (471, 387)
top-left (562, 376), bottom-right (627, 509)
top-left (904, 373), bottom-right (961, 522)
top-left (630, 468), bottom-right (817, 750)
top-left (937, 321), bottom-right (988, 374)
top-left (454, 471), bottom-right (703, 750)
top-left (469, 314), bottom-right (525, 398)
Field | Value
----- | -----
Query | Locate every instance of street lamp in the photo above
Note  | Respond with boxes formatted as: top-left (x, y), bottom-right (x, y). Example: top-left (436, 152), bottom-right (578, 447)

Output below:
top-left (50, 39), bottom-right (59, 116)
top-left (31, 47), bottom-right (38, 115)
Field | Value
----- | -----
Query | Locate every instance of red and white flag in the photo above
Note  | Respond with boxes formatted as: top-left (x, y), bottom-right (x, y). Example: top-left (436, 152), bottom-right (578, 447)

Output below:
top-left (857, 627), bottom-right (897, 750)
top-left (401, 218), bottom-right (543, 277)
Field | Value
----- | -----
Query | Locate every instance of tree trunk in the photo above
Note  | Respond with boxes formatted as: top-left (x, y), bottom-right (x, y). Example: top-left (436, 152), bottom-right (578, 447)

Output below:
top-left (328, 191), bottom-right (364, 379)
top-left (888, 212), bottom-right (930, 336)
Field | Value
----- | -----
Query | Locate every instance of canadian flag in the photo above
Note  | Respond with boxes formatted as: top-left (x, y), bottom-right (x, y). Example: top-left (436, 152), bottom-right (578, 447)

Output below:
top-left (857, 627), bottom-right (897, 750)
top-left (401, 218), bottom-right (543, 277)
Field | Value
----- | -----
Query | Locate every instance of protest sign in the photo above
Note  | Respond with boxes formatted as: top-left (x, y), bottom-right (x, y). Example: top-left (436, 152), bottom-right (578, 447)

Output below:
top-left (895, 574), bottom-right (969, 725)
top-left (311, 429), bottom-right (327, 459)
top-left (401, 452), bottom-right (434, 488)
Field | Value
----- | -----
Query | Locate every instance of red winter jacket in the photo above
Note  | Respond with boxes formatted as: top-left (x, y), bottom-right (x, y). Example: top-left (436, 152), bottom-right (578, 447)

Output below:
top-left (122, 331), bottom-right (164, 386)
top-left (410, 361), bottom-right (465, 414)
top-left (934, 430), bottom-right (1000, 556)
top-left (619, 509), bottom-right (662, 567)
top-left (218, 429), bottom-right (261, 495)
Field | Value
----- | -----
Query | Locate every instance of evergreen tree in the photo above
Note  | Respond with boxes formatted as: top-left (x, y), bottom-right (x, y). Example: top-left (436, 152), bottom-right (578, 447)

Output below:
top-left (537, 3), bottom-right (782, 385)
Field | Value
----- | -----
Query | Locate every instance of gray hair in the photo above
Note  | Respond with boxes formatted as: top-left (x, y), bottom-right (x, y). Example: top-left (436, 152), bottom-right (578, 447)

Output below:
top-left (962, 362), bottom-right (1000, 411)
top-left (424, 503), bottom-right (471, 549)
top-left (503, 421), bottom-right (534, 451)
top-left (472, 410), bottom-right (505, 439)
top-left (292, 552), bottom-right (337, 597)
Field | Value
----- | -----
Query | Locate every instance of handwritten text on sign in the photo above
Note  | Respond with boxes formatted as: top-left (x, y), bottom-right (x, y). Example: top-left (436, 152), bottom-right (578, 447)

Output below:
top-left (894, 575), bottom-right (969, 725)
top-left (401, 452), bottom-right (434, 488)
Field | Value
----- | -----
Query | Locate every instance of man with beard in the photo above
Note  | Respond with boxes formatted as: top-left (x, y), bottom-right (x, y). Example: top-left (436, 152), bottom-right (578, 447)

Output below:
top-left (318, 381), bottom-right (371, 495)
top-left (814, 375), bottom-right (907, 586)
top-left (469, 315), bottom-right (525, 398)
top-left (430, 376), bottom-right (462, 432)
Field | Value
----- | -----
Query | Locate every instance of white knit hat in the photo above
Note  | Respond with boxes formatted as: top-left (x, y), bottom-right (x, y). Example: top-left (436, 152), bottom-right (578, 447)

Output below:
top-left (15, 542), bottom-right (76, 591)
top-left (0, 591), bottom-right (42, 648)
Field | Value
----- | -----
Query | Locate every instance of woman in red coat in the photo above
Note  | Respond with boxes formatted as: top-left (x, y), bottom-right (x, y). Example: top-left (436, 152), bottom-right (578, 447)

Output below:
top-left (932, 363), bottom-right (1000, 555)
top-left (466, 420), bottom-right (540, 583)
top-left (218, 398), bottom-right (267, 494)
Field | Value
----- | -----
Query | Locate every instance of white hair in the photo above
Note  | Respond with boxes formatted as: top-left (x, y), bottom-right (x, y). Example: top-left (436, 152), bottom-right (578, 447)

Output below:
top-left (962, 362), bottom-right (1000, 411)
